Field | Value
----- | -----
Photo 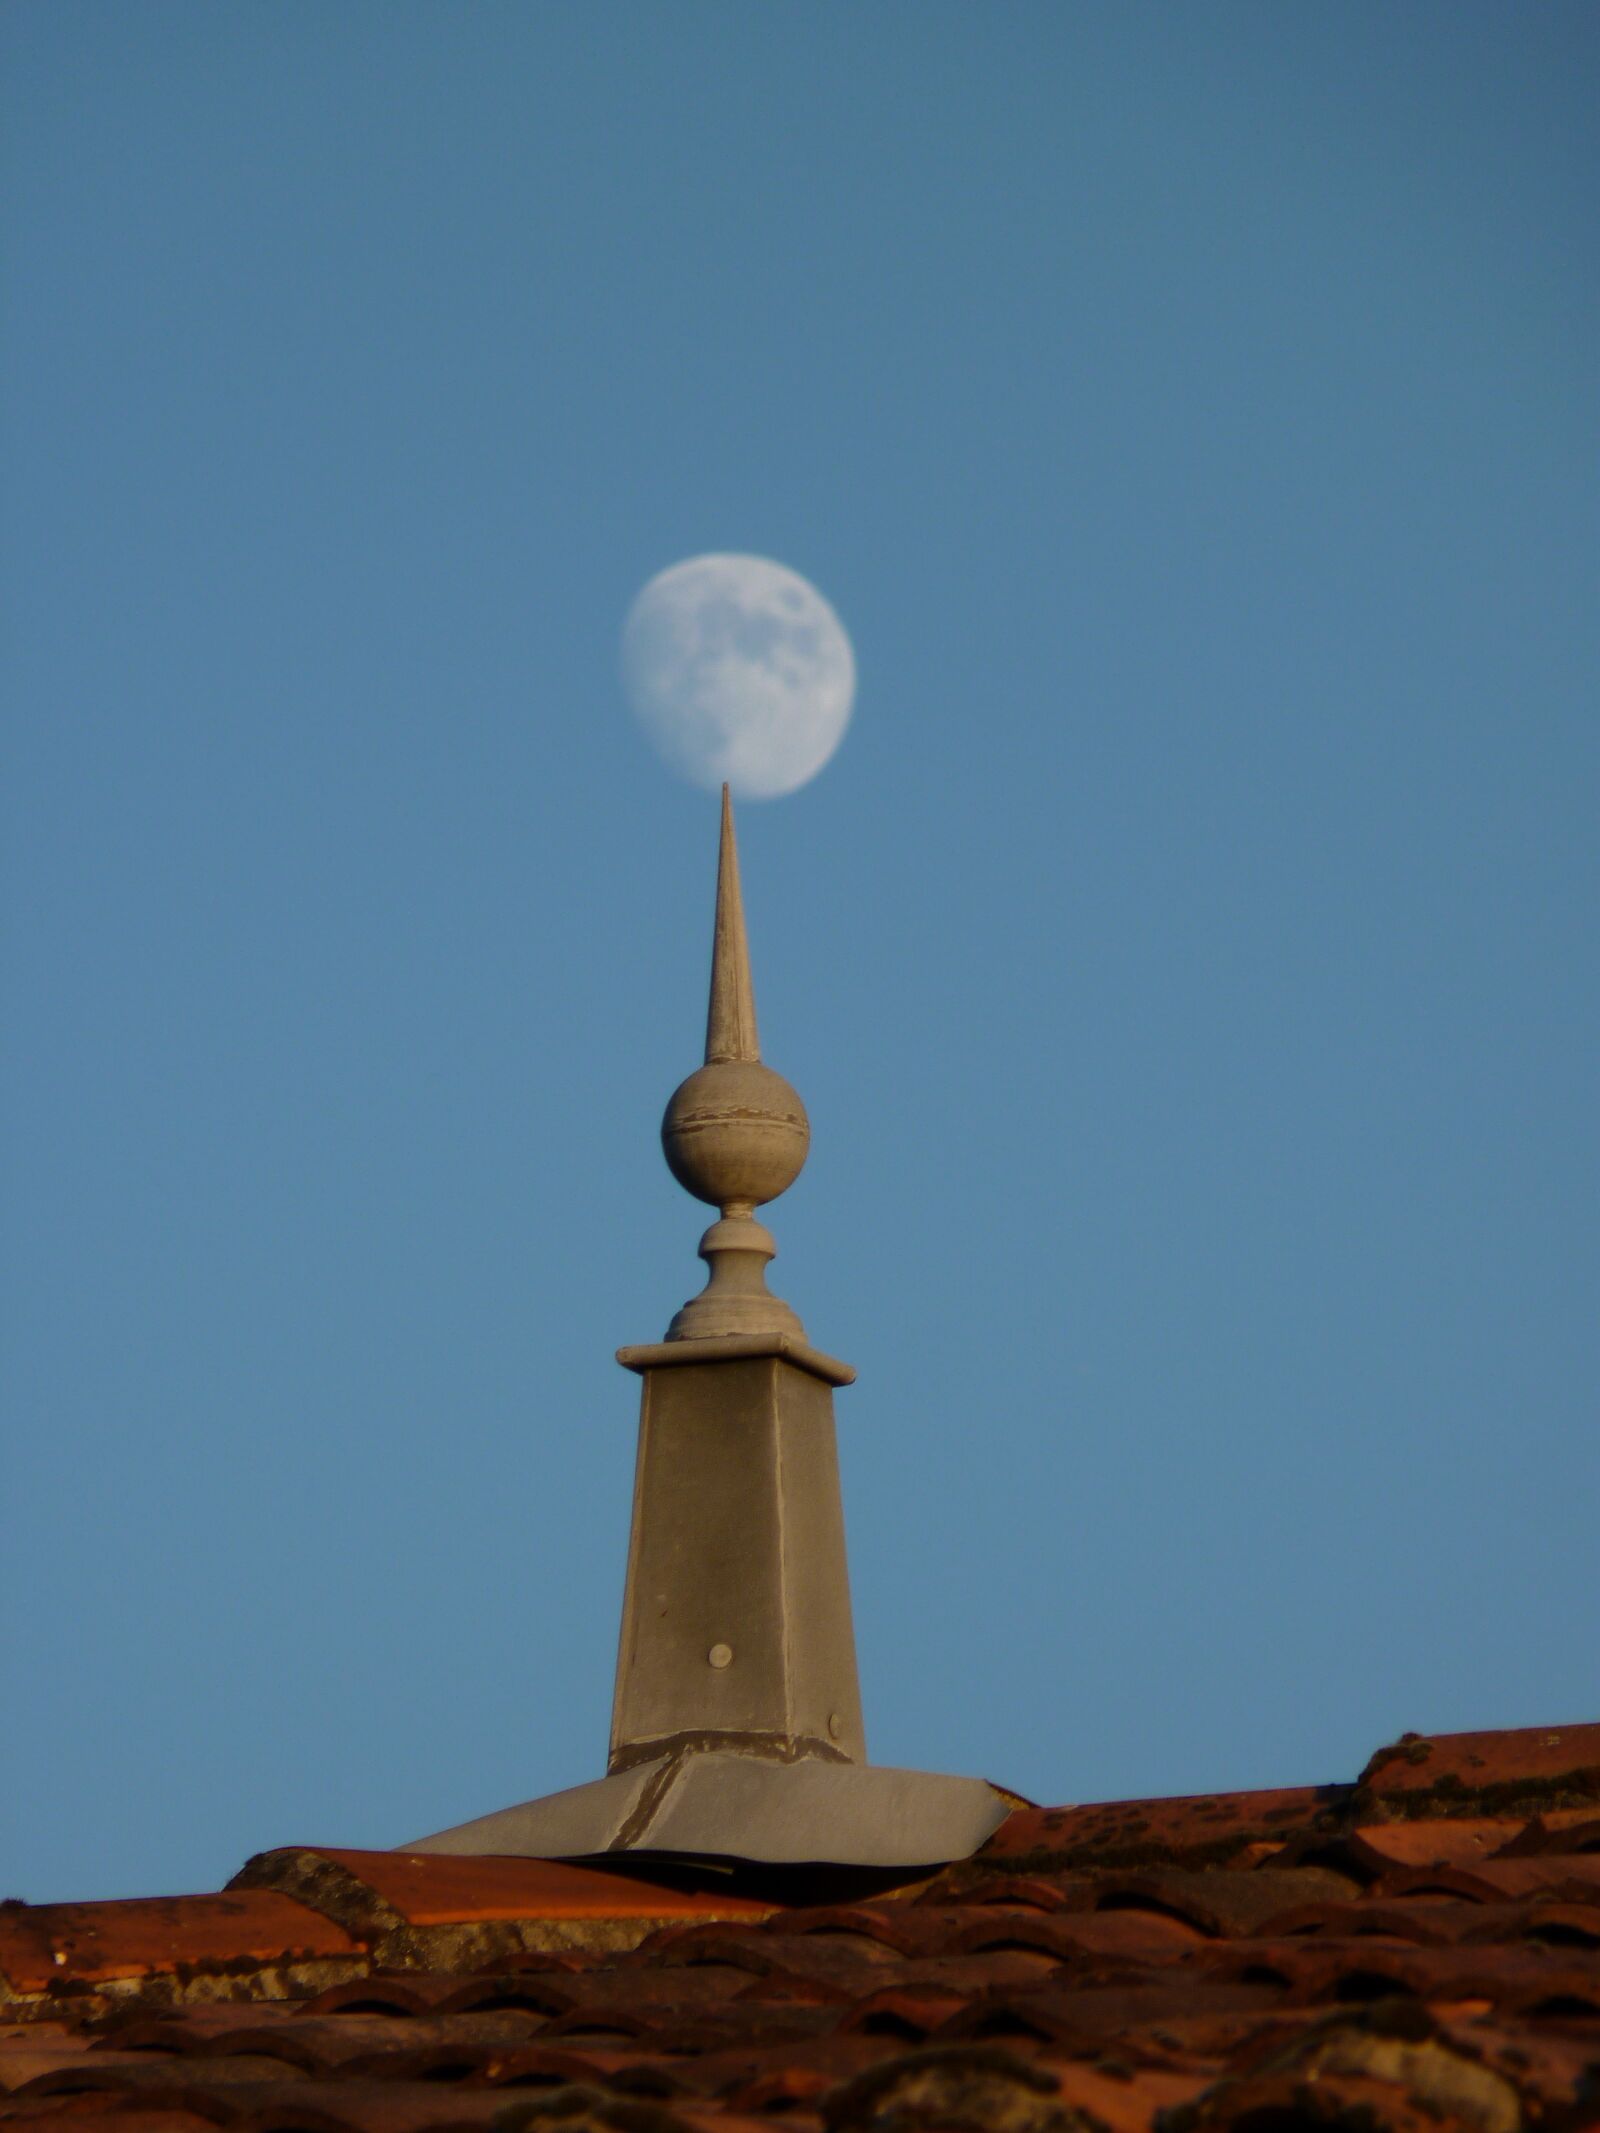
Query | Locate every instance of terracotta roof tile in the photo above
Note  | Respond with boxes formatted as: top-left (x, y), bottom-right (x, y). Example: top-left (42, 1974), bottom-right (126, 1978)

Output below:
top-left (1495, 1810), bottom-right (1600, 1856)
top-left (926, 1874), bottom-right (1069, 1913)
top-left (235, 1851), bottom-right (775, 1933)
top-left (472, 1970), bottom-right (746, 2023)
top-left (0, 1890), bottom-right (358, 1996)
top-left (1375, 1854), bottom-right (1600, 1906)
top-left (300, 1975), bottom-right (515, 2019)
top-left (1481, 1898), bottom-right (1600, 1951)
top-left (969, 1785), bottom-right (1346, 1875)
top-left (0, 2110), bottom-right (221, 2133)
top-left (945, 1907), bottom-right (1207, 1964)
top-left (1032, 2058), bottom-right (1210, 2133)
top-left (761, 1905), bottom-right (942, 1959)
top-left (1355, 1722), bottom-right (1600, 1813)
top-left (1332, 1816), bottom-right (1536, 1873)
top-left (5, 1720), bottom-right (1600, 2131)
top-left (832, 1983), bottom-right (970, 2041)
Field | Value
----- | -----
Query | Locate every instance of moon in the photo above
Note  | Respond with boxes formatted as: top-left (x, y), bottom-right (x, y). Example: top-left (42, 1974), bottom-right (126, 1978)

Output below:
top-left (621, 554), bottom-right (856, 799)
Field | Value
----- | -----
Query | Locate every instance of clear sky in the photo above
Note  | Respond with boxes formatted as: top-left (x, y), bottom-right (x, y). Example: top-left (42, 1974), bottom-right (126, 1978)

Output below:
top-left (3, 3), bottom-right (1595, 1903)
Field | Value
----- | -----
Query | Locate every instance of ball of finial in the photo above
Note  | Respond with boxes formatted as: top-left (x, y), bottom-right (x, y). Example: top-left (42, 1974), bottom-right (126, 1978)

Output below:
top-left (661, 1059), bottom-right (810, 1210)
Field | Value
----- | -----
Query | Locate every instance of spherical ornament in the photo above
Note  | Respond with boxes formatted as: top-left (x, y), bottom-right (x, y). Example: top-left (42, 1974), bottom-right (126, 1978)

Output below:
top-left (661, 1059), bottom-right (809, 1211)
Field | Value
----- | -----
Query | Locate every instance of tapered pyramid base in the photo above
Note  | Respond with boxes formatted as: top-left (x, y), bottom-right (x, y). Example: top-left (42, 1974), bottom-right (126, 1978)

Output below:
top-left (406, 1750), bottom-right (1014, 1869)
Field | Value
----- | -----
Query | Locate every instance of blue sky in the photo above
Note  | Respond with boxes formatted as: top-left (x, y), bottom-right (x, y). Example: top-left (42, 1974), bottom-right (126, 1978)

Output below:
top-left (3, 3), bottom-right (1595, 1902)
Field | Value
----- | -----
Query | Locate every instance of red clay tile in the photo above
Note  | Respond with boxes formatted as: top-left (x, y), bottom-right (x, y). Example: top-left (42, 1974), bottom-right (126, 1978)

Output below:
top-left (624, 1927), bottom-right (873, 1995)
top-left (1494, 1810), bottom-right (1600, 1856)
top-left (883, 1952), bottom-right (1101, 2003)
top-left (493, 2086), bottom-right (774, 2133)
top-left (723, 2059), bottom-right (852, 2112)
top-left (88, 2003), bottom-right (307, 2054)
top-left (0, 1891), bottom-right (357, 1993)
top-left (1213, 1934), bottom-right (1600, 2012)
top-left (435, 1974), bottom-right (587, 2018)
top-left (539, 2004), bottom-right (666, 2043)
top-left (645, 2033), bottom-right (898, 2105)
top-left (232, 2010), bottom-right (553, 2075)
top-left (447, 1968), bottom-right (739, 2023)
top-left (229, 2078), bottom-right (521, 2130)
top-left (340, 2038), bottom-right (579, 2087)
top-left (1243, 1897), bottom-right (1470, 1946)
top-left (1078, 1865), bottom-right (1359, 1940)
top-left (1338, 1816), bottom-right (1533, 1872)
top-left (9, 1722), bottom-right (1600, 2133)
top-left (298, 1975), bottom-right (485, 2019)
top-left (1, 2046), bottom-right (190, 2094)
top-left (1037, 2058), bottom-right (1210, 2133)
top-left (832, 1984), bottom-right (969, 2042)
top-left (974, 1785), bottom-right (1343, 1872)
top-left (940, 1975), bottom-right (1291, 2049)
top-left (1467, 1898), bottom-right (1600, 1950)
top-left (655, 2002), bottom-right (847, 2052)
top-left (1357, 1722), bottom-right (1600, 1804)
top-left (0, 2109), bottom-right (221, 2133)
top-left (468, 2041), bottom-right (658, 2091)
top-left (239, 1849), bottom-right (776, 1932)
top-left (948, 1908), bottom-right (1205, 1963)
top-left (1378, 1854), bottom-right (1600, 1905)
top-left (0, 1915), bottom-right (56, 2003)
top-left (917, 1874), bottom-right (1069, 1913)
top-left (0, 2019), bottom-right (82, 2048)
top-left (15, 2053), bottom-right (322, 2099)
top-left (761, 1904), bottom-right (939, 1958)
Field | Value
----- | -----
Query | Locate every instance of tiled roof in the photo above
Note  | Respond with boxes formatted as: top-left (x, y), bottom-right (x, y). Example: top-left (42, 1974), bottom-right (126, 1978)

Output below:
top-left (3, 1722), bottom-right (1597, 2132)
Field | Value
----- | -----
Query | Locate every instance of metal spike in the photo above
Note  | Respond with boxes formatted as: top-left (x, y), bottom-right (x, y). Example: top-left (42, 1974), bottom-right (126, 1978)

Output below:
top-left (704, 784), bottom-right (761, 1065)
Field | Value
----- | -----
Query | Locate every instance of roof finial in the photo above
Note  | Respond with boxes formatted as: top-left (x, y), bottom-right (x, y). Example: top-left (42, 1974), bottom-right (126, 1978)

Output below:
top-left (405, 773), bottom-right (1014, 1869)
top-left (660, 788), bottom-right (809, 1340)
top-left (705, 784), bottom-right (760, 1066)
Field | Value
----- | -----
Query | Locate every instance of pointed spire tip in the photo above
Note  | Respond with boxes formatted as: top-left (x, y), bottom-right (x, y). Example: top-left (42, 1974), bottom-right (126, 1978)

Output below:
top-left (705, 785), bottom-right (760, 1065)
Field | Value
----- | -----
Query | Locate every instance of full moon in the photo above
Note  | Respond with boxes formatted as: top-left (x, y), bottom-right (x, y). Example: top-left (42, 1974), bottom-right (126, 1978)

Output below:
top-left (621, 554), bottom-right (856, 799)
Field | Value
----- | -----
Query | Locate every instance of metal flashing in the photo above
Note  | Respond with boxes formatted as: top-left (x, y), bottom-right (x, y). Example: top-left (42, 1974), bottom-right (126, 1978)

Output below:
top-left (408, 1752), bottom-right (1012, 1868)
